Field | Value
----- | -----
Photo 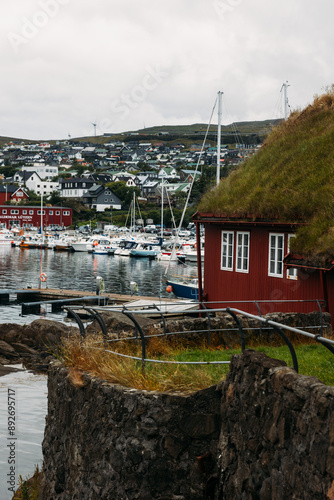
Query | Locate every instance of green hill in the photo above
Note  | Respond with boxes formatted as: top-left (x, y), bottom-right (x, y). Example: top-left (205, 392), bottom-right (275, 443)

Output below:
top-left (198, 87), bottom-right (334, 262)
top-left (0, 119), bottom-right (281, 148)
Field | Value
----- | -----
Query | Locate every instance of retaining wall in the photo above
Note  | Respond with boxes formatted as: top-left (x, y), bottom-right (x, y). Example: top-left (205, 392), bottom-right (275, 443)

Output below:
top-left (39, 350), bottom-right (334, 499)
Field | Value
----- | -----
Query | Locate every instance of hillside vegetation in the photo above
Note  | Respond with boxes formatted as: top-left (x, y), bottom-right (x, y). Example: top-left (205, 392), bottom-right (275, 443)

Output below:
top-left (199, 87), bottom-right (334, 262)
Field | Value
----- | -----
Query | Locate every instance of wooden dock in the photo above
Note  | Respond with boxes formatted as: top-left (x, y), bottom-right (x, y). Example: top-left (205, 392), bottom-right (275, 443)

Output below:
top-left (26, 288), bottom-right (164, 304)
top-left (0, 288), bottom-right (197, 317)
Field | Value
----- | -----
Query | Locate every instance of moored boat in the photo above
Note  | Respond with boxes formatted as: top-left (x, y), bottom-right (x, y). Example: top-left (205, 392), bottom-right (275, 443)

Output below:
top-left (165, 278), bottom-right (199, 300)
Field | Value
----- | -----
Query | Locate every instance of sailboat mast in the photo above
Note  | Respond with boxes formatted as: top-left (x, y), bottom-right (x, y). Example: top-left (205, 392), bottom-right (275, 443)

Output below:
top-left (216, 90), bottom-right (223, 185)
top-left (132, 192), bottom-right (135, 233)
top-left (161, 178), bottom-right (164, 239)
top-left (41, 191), bottom-right (43, 236)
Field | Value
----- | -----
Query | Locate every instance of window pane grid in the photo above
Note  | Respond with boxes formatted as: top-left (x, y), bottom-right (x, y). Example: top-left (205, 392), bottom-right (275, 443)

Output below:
top-left (236, 232), bottom-right (249, 273)
top-left (221, 231), bottom-right (234, 270)
top-left (269, 233), bottom-right (284, 277)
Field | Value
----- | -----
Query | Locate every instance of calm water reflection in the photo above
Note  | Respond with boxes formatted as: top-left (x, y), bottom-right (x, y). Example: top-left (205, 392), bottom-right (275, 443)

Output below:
top-left (0, 368), bottom-right (47, 500)
top-left (0, 245), bottom-right (198, 324)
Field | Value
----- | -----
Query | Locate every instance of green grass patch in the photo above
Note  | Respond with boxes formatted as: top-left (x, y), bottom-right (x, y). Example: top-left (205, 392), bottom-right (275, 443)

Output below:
top-left (171, 343), bottom-right (334, 386)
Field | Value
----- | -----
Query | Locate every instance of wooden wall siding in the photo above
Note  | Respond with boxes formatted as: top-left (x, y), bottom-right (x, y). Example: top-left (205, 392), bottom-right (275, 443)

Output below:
top-left (203, 224), bottom-right (325, 317)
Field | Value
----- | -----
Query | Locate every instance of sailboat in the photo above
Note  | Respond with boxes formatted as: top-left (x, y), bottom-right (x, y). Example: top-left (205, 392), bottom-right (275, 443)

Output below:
top-left (164, 91), bottom-right (223, 300)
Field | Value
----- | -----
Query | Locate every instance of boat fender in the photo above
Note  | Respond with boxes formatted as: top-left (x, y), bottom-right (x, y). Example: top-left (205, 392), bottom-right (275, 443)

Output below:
top-left (40, 273), bottom-right (47, 282)
top-left (93, 240), bottom-right (98, 246)
top-left (166, 285), bottom-right (173, 293)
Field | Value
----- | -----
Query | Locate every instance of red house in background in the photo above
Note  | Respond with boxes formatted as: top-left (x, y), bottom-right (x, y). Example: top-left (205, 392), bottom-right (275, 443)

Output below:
top-left (193, 214), bottom-right (333, 324)
top-left (0, 185), bottom-right (28, 204)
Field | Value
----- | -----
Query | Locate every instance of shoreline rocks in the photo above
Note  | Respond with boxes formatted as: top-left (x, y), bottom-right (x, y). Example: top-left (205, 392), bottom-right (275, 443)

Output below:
top-left (0, 319), bottom-right (75, 375)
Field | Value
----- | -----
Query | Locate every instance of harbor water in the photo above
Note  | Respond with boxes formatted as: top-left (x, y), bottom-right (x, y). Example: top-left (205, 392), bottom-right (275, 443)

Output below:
top-left (0, 244), bottom-right (198, 324)
top-left (0, 244), bottom-right (198, 495)
top-left (0, 368), bottom-right (47, 500)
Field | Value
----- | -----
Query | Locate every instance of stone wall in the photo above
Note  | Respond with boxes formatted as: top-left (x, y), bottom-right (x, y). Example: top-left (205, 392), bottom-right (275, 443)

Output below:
top-left (39, 363), bottom-right (221, 500)
top-left (217, 350), bottom-right (334, 499)
top-left (39, 350), bottom-right (334, 500)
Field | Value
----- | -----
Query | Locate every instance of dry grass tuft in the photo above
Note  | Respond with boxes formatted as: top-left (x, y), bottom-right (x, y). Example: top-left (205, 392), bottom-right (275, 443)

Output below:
top-left (67, 367), bottom-right (85, 388)
top-left (58, 332), bottom-right (228, 393)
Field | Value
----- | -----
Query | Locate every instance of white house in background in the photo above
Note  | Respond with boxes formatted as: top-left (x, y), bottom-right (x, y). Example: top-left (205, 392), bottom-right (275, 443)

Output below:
top-left (158, 167), bottom-right (179, 181)
top-left (59, 177), bottom-right (97, 198)
top-left (22, 164), bottom-right (58, 180)
top-left (13, 171), bottom-right (59, 197)
top-left (112, 174), bottom-right (137, 187)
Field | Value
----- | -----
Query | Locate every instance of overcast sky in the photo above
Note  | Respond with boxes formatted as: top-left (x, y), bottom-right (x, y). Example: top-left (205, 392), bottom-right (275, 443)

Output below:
top-left (1, 0), bottom-right (333, 141)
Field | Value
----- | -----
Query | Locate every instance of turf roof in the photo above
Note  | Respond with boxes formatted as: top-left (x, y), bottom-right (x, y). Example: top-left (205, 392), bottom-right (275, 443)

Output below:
top-left (198, 87), bottom-right (334, 262)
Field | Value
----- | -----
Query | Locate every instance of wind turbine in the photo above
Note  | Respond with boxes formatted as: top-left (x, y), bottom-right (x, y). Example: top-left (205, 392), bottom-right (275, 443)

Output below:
top-left (91, 121), bottom-right (97, 137)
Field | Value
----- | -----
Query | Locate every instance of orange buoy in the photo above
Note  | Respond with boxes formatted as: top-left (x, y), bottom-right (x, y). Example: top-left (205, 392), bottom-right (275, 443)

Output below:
top-left (166, 285), bottom-right (173, 293)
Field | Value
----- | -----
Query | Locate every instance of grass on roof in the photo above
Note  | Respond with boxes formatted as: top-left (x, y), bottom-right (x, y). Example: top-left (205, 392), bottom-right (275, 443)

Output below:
top-left (198, 86), bottom-right (334, 262)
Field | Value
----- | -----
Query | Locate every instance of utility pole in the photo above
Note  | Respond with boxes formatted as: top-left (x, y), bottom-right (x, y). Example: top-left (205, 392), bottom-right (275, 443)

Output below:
top-left (216, 91), bottom-right (223, 185)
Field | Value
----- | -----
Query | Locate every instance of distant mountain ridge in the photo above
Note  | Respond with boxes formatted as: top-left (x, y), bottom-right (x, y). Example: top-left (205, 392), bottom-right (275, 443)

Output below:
top-left (0, 119), bottom-right (282, 147)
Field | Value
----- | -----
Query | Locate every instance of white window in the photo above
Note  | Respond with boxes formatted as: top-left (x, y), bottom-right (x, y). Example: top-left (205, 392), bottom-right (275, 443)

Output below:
top-left (236, 232), bottom-right (250, 273)
top-left (56, 211), bottom-right (60, 215)
top-left (269, 233), bottom-right (284, 277)
top-left (48, 210), bottom-right (53, 215)
top-left (23, 210), bottom-right (27, 214)
top-left (221, 231), bottom-right (234, 271)
top-left (287, 234), bottom-right (298, 280)
top-left (2, 209), bottom-right (7, 214)
top-left (63, 210), bottom-right (70, 216)
top-left (29, 210), bottom-right (34, 215)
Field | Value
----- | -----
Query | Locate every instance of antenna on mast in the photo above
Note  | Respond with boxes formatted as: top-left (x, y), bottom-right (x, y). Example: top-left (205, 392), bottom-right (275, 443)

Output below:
top-left (280, 81), bottom-right (290, 120)
top-left (216, 90), bottom-right (223, 185)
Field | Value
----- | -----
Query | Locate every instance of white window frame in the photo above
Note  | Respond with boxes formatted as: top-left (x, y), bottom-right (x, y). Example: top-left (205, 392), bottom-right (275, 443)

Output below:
top-left (287, 234), bottom-right (298, 280)
top-left (221, 231), bottom-right (234, 271)
top-left (236, 231), bottom-right (250, 273)
top-left (268, 233), bottom-right (284, 278)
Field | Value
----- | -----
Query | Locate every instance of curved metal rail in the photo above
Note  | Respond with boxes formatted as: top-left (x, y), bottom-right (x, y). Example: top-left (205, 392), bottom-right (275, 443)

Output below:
top-left (62, 302), bottom-right (332, 374)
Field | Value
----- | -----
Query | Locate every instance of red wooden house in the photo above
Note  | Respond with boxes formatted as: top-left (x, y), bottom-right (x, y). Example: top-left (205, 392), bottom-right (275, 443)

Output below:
top-left (193, 214), bottom-right (330, 318)
top-left (0, 185), bottom-right (28, 204)
top-left (193, 90), bottom-right (334, 325)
